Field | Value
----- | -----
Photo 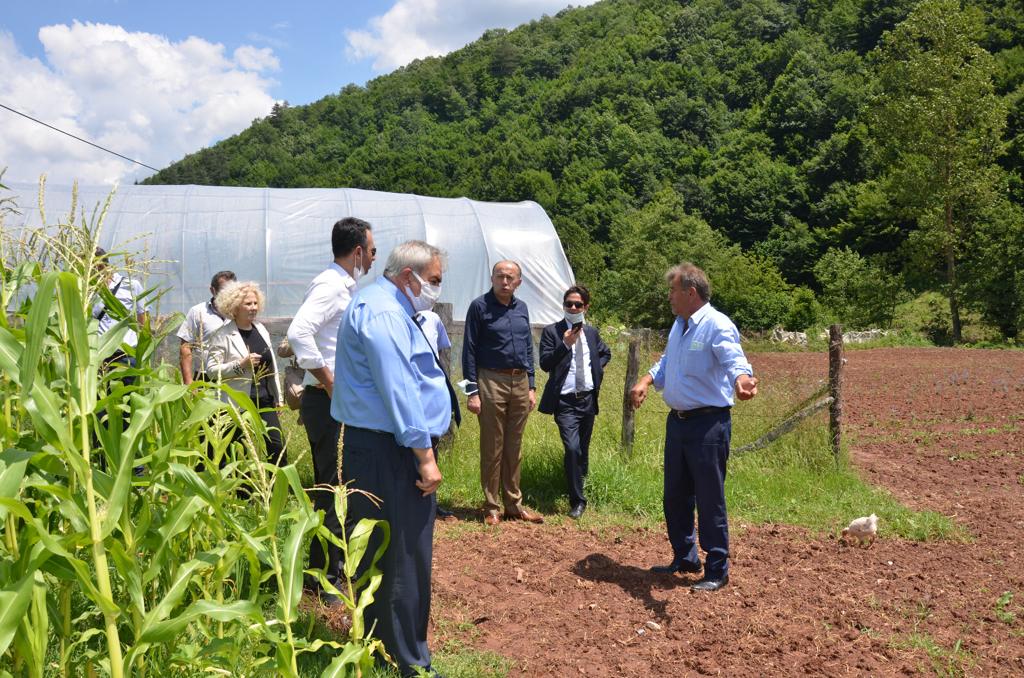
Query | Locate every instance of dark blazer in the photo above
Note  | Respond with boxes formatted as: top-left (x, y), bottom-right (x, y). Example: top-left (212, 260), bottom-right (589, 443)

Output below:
top-left (538, 320), bottom-right (612, 415)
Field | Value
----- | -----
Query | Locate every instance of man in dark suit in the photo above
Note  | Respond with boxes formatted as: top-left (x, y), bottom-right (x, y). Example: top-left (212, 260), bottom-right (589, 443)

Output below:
top-left (539, 285), bottom-right (612, 519)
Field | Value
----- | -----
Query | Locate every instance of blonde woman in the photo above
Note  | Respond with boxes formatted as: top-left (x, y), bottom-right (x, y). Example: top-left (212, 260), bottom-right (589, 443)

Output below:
top-left (206, 281), bottom-right (286, 465)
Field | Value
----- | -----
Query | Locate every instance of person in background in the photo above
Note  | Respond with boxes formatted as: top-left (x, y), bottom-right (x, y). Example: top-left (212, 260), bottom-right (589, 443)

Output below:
top-left (538, 285), bottom-right (612, 519)
top-left (630, 263), bottom-right (758, 592)
top-left (286, 217), bottom-right (375, 606)
top-left (415, 307), bottom-right (458, 520)
top-left (177, 270), bottom-right (236, 384)
top-left (205, 281), bottom-right (286, 466)
top-left (93, 247), bottom-right (148, 383)
top-left (332, 240), bottom-right (455, 678)
top-left (462, 260), bottom-right (543, 526)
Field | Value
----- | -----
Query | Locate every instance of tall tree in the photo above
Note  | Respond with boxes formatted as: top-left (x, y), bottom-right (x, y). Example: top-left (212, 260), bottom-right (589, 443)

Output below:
top-left (869, 0), bottom-right (1008, 342)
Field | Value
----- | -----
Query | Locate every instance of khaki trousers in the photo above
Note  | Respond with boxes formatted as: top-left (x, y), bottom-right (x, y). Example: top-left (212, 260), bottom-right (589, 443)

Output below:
top-left (478, 368), bottom-right (531, 514)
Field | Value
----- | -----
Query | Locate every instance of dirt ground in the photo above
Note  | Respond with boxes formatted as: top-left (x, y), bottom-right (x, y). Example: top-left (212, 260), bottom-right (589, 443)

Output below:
top-left (431, 348), bottom-right (1024, 676)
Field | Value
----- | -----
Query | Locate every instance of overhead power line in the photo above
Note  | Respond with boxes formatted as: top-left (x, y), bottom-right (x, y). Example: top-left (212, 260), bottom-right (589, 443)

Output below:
top-left (0, 102), bottom-right (160, 173)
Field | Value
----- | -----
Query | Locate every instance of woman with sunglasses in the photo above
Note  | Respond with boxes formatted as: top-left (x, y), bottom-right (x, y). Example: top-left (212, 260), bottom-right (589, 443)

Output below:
top-left (537, 285), bottom-right (612, 519)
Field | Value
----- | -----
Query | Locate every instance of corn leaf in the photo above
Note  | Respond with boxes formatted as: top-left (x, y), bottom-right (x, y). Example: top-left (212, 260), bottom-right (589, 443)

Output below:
top-left (0, 573), bottom-right (36, 655)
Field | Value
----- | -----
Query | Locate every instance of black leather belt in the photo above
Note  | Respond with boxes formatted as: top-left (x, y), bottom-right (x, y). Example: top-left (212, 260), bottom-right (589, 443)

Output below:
top-left (671, 406), bottom-right (730, 420)
top-left (561, 390), bottom-right (593, 400)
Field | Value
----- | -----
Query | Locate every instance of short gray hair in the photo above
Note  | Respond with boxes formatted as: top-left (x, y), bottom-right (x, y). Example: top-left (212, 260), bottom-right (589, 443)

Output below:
top-left (384, 240), bottom-right (446, 277)
top-left (665, 262), bottom-right (711, 302)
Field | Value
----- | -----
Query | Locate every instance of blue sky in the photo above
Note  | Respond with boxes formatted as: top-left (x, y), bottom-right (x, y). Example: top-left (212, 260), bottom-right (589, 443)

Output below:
top-left (4, 0), bottom-right (382, 106)
top-left (1, 0), bottom-right (597, 185)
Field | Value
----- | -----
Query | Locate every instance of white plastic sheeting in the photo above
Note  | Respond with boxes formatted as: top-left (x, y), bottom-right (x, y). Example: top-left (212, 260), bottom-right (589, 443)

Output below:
top-left (4, 183), bottom-right (576, 325)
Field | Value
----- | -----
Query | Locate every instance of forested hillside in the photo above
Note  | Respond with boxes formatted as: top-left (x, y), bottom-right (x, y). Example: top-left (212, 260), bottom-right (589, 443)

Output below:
top-left (146, 0), bottom-right (1024, 339)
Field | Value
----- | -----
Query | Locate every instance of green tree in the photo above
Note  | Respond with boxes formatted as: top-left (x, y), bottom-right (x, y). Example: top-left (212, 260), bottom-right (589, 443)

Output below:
top-left (602, 188), bottom-right (793, 331)
top-left (961, 198), bottom-right (1024, 338)
top-left (813, 246), bottom-right (904, 329)
top-left (869, 0), bottom-right (1008, 342)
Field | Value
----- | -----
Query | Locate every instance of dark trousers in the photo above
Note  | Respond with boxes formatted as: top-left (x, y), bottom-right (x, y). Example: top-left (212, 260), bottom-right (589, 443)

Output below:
top-left (258, 408), bottom-right (286, 466)
top-left (554, 391), bottom-right (595, 508)
top-left (663, 410), bottom-right (731, 579)
top-left (227, 407), bottom-right (286, 463)
top-left (302, 387), bottom-right (343, 585)
top-left (344, 426), bottom-right (436, 677)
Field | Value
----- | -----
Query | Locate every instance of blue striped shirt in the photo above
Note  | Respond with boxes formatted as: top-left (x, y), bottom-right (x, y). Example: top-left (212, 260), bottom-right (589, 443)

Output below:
top-left (648, 303), bottom-right (753, 411)
top-left (331, 277), bottom-right (450, 449)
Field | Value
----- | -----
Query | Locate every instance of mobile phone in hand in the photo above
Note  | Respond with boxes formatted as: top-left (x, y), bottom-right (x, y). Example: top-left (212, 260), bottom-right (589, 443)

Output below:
top-left (572, 321), bottom-right (583, 330)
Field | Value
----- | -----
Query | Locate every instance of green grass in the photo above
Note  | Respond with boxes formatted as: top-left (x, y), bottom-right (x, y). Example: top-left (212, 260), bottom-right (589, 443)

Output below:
top-left (892, 634), bottom-right (975, 677)
top-left (278, 338), bottom-right (958, 541)
top-left (995, 590), bottom-right (1016, 624)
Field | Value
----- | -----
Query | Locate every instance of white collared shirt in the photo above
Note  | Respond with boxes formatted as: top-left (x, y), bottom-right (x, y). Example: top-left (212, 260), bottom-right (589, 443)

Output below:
top-left (415, 310), bottom-right (452, 355)
top-left (561, 328), bottom-right (595, 395)
top-left (93, 272), bottom-right (147, 347)
top-left (287, 262), bottom-right (357, 386)
top-left (176, 299), bottom-right (229, 373)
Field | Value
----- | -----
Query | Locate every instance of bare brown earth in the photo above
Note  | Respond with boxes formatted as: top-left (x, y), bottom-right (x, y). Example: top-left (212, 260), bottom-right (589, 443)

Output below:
top-left (431, 348), bottom-right (1024, 676)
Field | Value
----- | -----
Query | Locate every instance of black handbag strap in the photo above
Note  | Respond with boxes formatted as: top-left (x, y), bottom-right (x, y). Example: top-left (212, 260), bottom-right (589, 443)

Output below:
top-left (414, 313), bottom-right (462, 427)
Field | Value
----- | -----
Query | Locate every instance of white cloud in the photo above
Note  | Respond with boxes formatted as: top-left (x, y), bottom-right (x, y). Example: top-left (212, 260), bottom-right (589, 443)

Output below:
top-left (345, 0), bottom-right (601, 72)
top-left (0, 22), bottom-right (278, 186)
top-left (234, 45), bottom-right (280, 72)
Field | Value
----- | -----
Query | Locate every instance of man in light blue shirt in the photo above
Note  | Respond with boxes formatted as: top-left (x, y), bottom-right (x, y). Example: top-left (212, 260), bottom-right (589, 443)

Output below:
top-left (631, 262), bottom-right (758, 592)
top-left (332, 240), bottom-right (456, 677)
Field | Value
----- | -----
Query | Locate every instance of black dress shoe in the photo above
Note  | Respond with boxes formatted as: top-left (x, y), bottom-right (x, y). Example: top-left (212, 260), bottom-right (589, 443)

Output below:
top-left (568, 503), bottom-right (586, 519)
top-left (650, 559), bottom-right (702, 574)
top-left (436, 506), bottom-right (456, 519)
top-left (690, 575), bottom-right (729, 591)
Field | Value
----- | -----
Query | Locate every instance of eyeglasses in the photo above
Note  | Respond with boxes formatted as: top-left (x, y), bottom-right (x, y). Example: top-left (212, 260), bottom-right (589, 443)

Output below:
top-left (563, 301), bottom-right (585, 309)
top-left (369, 247), bottom-right (377, 256)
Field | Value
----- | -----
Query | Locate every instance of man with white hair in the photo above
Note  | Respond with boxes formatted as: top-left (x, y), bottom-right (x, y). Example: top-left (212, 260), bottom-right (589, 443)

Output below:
top-left (332, 240), bottom-right (458, 678)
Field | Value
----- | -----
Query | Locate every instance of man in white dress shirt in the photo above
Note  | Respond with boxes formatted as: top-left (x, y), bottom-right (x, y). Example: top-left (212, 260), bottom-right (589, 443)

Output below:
top-left (287, 217), bottom-right (375, 604)
top-left (176, 270), bottom-right (236, 384)
top-left (93, 247), bottom-right (148, 381)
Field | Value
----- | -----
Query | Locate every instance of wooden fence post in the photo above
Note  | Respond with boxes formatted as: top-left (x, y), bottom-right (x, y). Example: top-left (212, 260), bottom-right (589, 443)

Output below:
top-left (621, 330), bottom-right (643, 457)
top-left (828, 324), bottom-right (844, 461)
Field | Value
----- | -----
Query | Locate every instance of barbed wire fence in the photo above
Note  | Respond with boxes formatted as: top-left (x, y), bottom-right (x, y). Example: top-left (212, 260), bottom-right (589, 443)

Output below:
top-left (619, 324), bottom-right (845, 461)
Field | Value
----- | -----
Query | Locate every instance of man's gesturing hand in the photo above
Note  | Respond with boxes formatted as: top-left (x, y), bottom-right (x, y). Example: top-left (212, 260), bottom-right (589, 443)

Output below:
top-left (630, 374), bottom-right (653, 410)
top-left (736, 374), bottom-right (758, 400)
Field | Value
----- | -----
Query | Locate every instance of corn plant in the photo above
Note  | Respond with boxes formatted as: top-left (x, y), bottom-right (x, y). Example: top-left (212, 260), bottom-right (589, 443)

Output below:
top-left (0, 182), bottom-right (390, 677)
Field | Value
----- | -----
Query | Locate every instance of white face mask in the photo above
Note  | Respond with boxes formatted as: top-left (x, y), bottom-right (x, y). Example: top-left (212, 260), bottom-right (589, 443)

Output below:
top-left (351, 247), bottom-right (369, 282)
top-left (407, 270), bottom-right (442, 312)
top-left (564, 310), bottom-right (585, 325)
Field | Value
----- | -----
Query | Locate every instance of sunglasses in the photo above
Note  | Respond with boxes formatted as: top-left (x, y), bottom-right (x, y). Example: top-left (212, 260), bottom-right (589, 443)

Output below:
top-left (563, 301), bottom-right (585, 309)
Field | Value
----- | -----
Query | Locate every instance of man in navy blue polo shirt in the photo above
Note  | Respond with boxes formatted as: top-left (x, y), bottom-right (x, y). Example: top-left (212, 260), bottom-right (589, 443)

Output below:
top-left (462, 260), bottom-right (544, 526)
top-left (630, 262), bottom-right (758, 592)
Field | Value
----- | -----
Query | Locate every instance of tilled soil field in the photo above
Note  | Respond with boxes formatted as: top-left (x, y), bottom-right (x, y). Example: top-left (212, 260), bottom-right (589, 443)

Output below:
top-left (432, 348), bottom-right (1024, 676)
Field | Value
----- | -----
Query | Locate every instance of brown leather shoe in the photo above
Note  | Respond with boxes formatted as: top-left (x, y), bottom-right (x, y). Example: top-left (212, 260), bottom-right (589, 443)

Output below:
top-left (483, 511), bottom-right (501, 526)
top-left (505, 508), bottom-right (544, 524)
